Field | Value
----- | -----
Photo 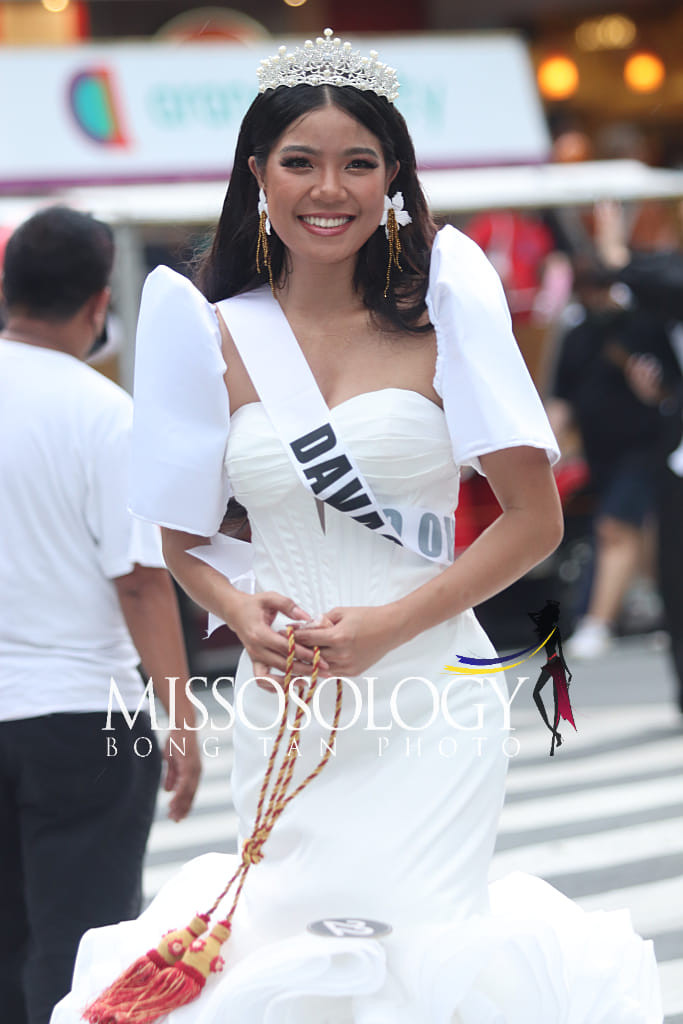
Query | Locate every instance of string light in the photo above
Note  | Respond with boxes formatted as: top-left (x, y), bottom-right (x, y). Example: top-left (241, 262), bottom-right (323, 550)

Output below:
top-left (576, 15), bottom-right (636, 52)
top-left (624, 52), bottom-right (666, 93)
top-left (283, 0), bottom-right (308, 7)
top-left (41, 0), bottom-right (70, 11)
top-left (537, 55), bottom-right (579, 101)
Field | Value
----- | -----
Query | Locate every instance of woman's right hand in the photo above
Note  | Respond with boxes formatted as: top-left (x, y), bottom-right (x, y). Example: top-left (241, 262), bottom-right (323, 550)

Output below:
top-left (225, 591), bottom-right (329, 686)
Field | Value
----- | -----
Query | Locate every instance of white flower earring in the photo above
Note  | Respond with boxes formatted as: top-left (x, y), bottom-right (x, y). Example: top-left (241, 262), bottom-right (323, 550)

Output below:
top-left (256, 187), bottom-right (274, 294)
top-left (380, 192), bottom-right (412, 298)
top-left (380, 192), bottom-right (412, 236)
top-left (258, 187), bottom-right (271, 235)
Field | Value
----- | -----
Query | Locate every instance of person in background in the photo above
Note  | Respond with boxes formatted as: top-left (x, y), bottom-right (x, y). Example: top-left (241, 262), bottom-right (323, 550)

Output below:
top-left (0, 206), bottom-right (201, 1024)
top-left (547, 201), bottom-right (683, 660)
top-left (595, 199), bottom-right (683, 707)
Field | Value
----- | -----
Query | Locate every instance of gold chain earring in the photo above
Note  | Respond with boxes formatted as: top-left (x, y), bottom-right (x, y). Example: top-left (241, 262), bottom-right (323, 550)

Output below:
top-left (380, 192), bottom-right (412, 298)
top-left (256, 187), bottom-right (275, 295)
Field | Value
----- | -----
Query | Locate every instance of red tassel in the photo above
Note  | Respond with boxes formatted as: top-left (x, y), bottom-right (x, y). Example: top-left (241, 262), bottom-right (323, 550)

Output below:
top-left (113, 961), bottom-right (204, 1024)
top-left (85, 920), bottom-right (231, 1024)
top-left (83, 955), bottom-right (162, 1024)
top-left (83, 914), bottom-right (209, 1024)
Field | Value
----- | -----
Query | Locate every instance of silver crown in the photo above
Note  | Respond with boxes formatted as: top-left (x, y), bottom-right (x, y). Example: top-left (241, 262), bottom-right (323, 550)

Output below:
top-left (257, 28), bottom-right (399, 103)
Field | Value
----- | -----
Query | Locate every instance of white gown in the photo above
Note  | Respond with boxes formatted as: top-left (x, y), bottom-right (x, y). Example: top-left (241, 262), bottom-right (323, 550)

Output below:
top-left (52, 229), bottom-right (661, 1024)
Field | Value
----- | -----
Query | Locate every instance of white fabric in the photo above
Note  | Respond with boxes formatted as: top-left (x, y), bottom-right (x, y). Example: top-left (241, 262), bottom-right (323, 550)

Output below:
top-left (189, 534), bottom-right (255, 637)
top-left (216, 286), bottom-right (454, 565)
top-left (428, 226), bottom-right (558, 473)
top-left (665, 323), bottom-right (683, 477)
top-left (668, 443), bottom-right (683, 475)
top-left (129, 225), bottom-right (559, 538)
top-left (131, 268), bottom-right (232, 537)
top-left (56, 389), bottom-right (659, 1022)
top-left (0, 340), bottom-right (164, 720)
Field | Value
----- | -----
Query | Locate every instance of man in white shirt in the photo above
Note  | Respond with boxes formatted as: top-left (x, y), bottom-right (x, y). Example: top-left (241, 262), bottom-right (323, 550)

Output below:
top-left (0, 206), bottom-right (201, 1024)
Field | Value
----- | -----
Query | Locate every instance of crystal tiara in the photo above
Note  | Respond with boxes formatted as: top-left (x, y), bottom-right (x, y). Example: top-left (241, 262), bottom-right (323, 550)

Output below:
top-left (257, 27), bottom-right (399, 103)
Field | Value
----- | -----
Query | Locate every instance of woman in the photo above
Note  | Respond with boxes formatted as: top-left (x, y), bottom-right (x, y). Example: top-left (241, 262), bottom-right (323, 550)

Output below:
top-left (54, 30), bottom-right (660, 1024)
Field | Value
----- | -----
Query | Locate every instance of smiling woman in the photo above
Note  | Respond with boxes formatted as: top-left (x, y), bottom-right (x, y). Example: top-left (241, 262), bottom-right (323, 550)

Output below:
top-left (247, 109), bottom-right (395, 266)
top-left (53, 27), bottom-right (662, 1024)
top-left (196, 74), bottom-right (434, 336)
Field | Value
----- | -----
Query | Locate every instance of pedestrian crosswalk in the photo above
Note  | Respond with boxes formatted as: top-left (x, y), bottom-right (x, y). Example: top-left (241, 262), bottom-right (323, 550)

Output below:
top-left (496, 703), bottom-right (683, 1023)
top-left (143, 699), bottom-right (683, 1022)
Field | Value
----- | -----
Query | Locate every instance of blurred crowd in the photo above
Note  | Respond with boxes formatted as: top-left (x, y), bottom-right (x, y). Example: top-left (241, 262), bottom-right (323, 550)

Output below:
top-left (460, 129), bottom-right (683, 712)
top-left (2, 125), bottom-right (682, 708)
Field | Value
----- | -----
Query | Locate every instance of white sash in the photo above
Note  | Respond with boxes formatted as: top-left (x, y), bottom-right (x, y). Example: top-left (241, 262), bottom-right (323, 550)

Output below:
top-left (216, 289), bottom-right (454, 567)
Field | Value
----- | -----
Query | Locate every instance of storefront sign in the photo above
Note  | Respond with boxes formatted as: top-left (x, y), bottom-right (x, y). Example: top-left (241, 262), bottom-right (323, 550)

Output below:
top-left (0, 33), bottom-right (549, 190)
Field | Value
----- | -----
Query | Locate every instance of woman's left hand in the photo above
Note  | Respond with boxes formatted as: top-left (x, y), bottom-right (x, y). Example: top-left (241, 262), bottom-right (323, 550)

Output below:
top-left (291, 605), bottom-right (400, 677)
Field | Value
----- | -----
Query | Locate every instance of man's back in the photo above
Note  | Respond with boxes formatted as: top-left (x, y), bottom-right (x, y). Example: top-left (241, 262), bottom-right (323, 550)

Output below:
top-left (0, 205), bottom-right (199, 1024)
top-left (0, 338), bottom-right (146, 717)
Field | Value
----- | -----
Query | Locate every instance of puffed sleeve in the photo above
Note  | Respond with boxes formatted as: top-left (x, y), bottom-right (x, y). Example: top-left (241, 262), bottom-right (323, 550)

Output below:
top-left (129, 266), bottom-right (232, 536)
top-left (426, 225), bottom-right (560, 474)
top-left (85, 386), bottom-right (166, 577)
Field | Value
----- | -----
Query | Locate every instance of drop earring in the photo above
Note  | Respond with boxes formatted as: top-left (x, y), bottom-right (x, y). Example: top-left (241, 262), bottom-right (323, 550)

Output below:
top-left (380, 192), bottom-right (412, 298)
top-left (256, 187), bottom-right (275, 295)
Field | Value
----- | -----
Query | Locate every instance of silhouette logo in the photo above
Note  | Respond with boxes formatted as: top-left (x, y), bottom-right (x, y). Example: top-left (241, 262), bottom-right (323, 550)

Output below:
top-left (446, 600), bottom-right (576, 756)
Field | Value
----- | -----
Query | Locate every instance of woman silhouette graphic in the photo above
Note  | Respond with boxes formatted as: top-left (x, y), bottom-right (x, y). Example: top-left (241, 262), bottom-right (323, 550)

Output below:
top-left (529, 600), bottom-right (576, 755)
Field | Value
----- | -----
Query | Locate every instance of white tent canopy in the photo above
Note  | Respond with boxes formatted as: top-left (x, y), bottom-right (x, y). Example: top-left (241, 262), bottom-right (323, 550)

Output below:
top-left (2, 159), bottom-right (682, 392)
top-left (420, 160), bottom-right (683, 213)
top-left (1, 161), bottom-right (682, 230)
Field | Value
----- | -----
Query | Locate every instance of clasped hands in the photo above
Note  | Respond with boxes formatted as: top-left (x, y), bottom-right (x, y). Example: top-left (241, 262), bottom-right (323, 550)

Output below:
top-left (228, 591), bottom-right (399, 691)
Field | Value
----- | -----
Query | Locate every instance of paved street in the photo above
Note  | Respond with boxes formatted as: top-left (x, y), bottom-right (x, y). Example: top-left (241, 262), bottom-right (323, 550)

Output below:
top-left (144, 632), bottom-right (683, 1021)
top-left (495, 633), bottom-right (683, 1023)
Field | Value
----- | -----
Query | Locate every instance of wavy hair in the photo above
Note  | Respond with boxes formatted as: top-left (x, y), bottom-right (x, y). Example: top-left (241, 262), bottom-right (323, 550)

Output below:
top-left (195, 84), bottom-right (436, 333)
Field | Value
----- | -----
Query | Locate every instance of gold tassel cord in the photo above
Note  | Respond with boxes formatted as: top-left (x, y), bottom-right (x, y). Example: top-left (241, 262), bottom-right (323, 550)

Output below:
top-left (255, 210), bottom-right (275, 296)
top-left (383, 207), bottom-right (403, 299)
top-left (84, 629), bottom-right (343, 1024)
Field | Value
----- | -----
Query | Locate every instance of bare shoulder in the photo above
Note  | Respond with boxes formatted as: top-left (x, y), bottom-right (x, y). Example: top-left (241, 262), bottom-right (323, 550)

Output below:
top-left (213, 305), bottom-right (259, 413)
top-left (375, 317), bottom-right (441, 407)
top-left (213, 298), bottom-right (440, 413)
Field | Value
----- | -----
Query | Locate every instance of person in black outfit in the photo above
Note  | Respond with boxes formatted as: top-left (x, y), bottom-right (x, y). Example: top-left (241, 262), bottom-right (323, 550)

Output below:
top-left (551, 196), bottom-right (683, 707)
top-left (551, 265), bottom-right (681, 657)
top-left (613, 255), bottom-right (683, 710)
top-left (593, 199), bottom-right (683, 710)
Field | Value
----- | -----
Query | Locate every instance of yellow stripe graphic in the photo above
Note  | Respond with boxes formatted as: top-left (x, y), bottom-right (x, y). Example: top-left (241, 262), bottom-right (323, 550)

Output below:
top-left (444, 627), bottom-right (557, 675)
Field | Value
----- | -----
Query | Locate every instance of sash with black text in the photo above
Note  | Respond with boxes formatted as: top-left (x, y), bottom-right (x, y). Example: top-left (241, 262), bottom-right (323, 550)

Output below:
top-left (217, 288), bottom-right (455, 566)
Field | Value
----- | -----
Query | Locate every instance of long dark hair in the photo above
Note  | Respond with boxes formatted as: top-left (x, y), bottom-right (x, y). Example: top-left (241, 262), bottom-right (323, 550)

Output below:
top-left (195, 84), bottom-right (436, 333)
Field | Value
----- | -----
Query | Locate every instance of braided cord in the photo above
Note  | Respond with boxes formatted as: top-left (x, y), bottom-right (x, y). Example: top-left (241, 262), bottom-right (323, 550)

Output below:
top-left (203, 631), bottom-right (341, 929)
